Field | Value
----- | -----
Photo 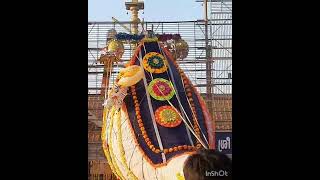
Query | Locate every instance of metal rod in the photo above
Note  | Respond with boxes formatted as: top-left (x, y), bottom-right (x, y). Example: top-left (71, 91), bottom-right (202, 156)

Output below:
top-left (204, 0), bottom-right (213, 108)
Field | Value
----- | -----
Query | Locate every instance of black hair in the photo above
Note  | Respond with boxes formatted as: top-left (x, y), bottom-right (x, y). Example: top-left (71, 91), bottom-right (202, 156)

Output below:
top-left (183, 149), bottom-right (232, 180)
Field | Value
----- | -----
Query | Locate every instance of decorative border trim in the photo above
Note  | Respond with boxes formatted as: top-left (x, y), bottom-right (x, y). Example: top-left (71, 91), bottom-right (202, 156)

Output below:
top-left (123, 103), bottom-right (196, 168)
top-left (161, 44), bottom-right (216, 149)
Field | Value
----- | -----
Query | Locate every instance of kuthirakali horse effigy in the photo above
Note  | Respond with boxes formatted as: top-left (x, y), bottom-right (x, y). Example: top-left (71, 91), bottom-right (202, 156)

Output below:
top-left (100, 37), bottom-right (215, 180)
top-left (99, 1), bottom-right (215, 179)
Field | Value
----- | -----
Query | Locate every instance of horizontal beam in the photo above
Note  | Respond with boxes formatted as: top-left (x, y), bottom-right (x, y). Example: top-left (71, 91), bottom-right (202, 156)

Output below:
top-left (88, 19), bottom-right (231, 25)
top-left (195, 23), bottom-right (232, 26)
top-left (195, 38), bottom-right (232, 41)
top-left (88, 69), bottom-right (231, 74)
top-left (87, 60), bottom-right (231, 66)
top-left (195, 57), bottom-right (231, 60)
top-left (196, 47), bottom-right (232, 50)
top-left (88, 22), bottom-right (231, 26)
top-left (88, 83), bottom-right (231, 90)
top-left (195, 83), bottom-right (232, 87)
top-left (210, 12), bottom-right (232, 14)
top-left (197, 77), bottom-right (232, 80)
top-left (88, 47), bottom-right (232, 51)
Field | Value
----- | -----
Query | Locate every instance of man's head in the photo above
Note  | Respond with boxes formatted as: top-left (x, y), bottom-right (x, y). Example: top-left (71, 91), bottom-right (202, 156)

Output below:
top-left (183, 149), bottom-right (232, 180)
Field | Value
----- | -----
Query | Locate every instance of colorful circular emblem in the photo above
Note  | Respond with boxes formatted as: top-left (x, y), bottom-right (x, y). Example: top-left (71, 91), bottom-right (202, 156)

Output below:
top-left (155, 106), bottom-right (182, 128)
top-left (148, 78), bottom-right (175, 101)
top-left (143, 52), bottom-right (167, 73)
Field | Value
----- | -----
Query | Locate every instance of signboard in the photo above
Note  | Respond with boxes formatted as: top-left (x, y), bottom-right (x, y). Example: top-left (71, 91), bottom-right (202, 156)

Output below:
top-left (215, 132), bottom-right (232, 154)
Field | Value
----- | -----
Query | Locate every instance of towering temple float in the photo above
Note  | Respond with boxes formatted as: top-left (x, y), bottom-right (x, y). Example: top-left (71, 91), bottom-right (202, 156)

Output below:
top-left (99, 1), bottom-right (215, 179)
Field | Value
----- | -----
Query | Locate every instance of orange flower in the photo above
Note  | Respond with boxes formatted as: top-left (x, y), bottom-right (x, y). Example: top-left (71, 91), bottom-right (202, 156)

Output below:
top-left (163, 149), bottom-right (168, 154)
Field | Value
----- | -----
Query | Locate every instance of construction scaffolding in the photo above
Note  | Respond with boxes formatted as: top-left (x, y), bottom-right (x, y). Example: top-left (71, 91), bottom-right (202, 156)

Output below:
top-left (88, 0), bottom-right (232, 127)
top-left (88, 1), bottom-right (231, 178)
top-left (88, 20), bottom-right (231, 94)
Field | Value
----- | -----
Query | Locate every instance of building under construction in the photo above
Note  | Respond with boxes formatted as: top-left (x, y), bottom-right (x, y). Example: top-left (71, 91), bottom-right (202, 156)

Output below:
top-left (88, 0), bottom-right (232, 179)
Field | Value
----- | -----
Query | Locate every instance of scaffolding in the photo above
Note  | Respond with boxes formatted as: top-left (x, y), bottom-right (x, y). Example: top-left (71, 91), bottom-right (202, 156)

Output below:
top-left (88, 0), bottom-right (232, 129)
top-left (88, 21), bottom-right (231, 93)
top-left (198, 0), bottom-right (232, 130)
top-left (88, 1), bottom-right (232, 178)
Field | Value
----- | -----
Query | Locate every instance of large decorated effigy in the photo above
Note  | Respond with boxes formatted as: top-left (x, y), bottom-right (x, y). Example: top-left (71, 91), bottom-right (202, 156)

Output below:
top-left (99, 1), bottom-right (215, 179)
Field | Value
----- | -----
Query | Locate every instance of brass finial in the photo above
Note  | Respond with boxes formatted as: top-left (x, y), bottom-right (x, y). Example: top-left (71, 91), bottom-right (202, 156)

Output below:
top-left (125, 0), bottom-right (144, 35)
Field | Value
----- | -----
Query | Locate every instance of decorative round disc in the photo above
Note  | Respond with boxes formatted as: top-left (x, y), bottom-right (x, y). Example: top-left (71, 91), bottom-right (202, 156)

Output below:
top-left (148, 78), bottom-right (175, 101)
top-left (143, 52), bottom-right (167, 73)
top-left (155, 106), bottom-right (182, 128)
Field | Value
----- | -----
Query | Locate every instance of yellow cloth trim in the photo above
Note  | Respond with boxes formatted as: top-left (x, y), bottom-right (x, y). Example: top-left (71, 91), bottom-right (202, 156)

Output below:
top-left (108, 108), bottom-right (125, 179)
top-left (101, 107), bottom-right (109, 141)
top-left (117, 110), bottom-right (138, 180)
top-left (101, 107), bottom-right (124, 179)
top-left (101, 107), bottom-right (118, 178)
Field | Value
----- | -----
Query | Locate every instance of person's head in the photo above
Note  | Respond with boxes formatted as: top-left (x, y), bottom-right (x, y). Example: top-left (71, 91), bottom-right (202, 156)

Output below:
top-left (183, 149), bottom-right (232, 180)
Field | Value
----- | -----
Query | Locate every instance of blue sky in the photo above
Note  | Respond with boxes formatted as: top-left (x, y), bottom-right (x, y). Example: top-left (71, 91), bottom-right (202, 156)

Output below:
top-left (88, 0), bottom-right (204, 22)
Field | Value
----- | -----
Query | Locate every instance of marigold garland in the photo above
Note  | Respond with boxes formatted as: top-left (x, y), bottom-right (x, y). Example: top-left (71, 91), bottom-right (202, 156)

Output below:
top-left (143, 37), bottom-right (159, 42)
top-left (130, 85), bottom-right (197, 156)
top-left (159, 44), bottom-right (204, 148)
top-left (171, 59), bottom-right (203, 148)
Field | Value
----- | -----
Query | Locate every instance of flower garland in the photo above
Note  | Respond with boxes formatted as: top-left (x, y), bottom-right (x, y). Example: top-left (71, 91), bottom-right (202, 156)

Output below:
top-left (160, 45), bottom-right (202, 149)
top-left (156, 33), bottom-right (181, 42)
top-left (171, 57), bottom-right (203, 149)
top-left (142, 37), bottom-right (159, 42)
top-left (130, 85), bottom-right (197, 155)
top-left (115, 32), bottom-right (145, 42)
top-left (158, 44), bottom-right (204, 148)
top-left (113, 32), bottom-right (182, 43)
top-left (124, 100), bottom-right (196, 168)
top-left (155, 106), bottom-right (182, 128)
top-left (143, 52), bottom-right (168, 73)
top-left (147, 78), bottom-right (175, 101)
